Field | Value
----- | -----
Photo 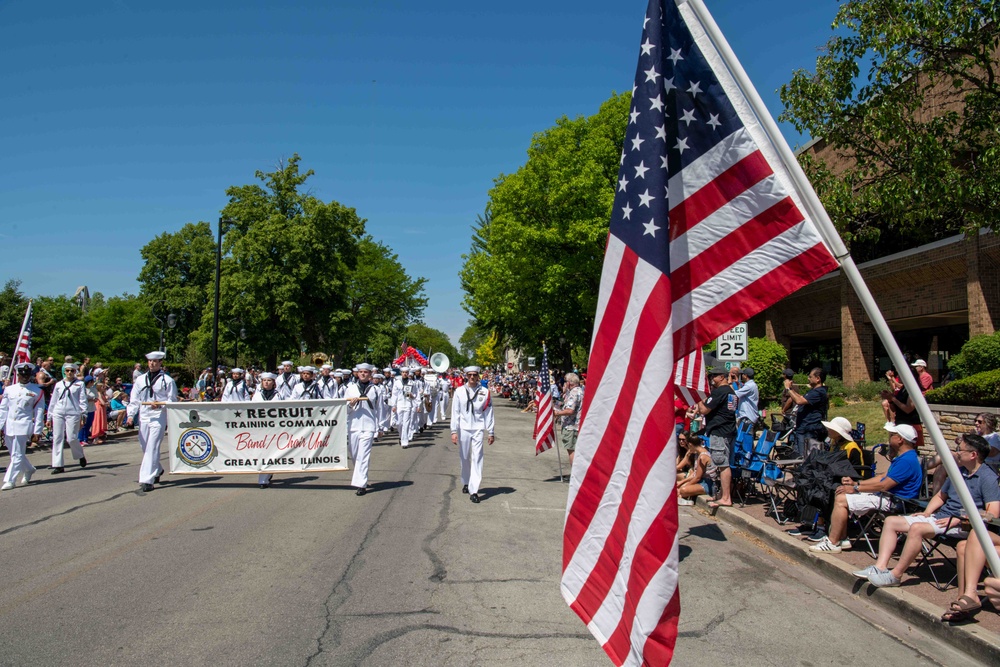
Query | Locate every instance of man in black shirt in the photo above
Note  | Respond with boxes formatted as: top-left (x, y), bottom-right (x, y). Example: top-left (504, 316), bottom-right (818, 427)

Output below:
top-left (690, 362), bottom-right (738, 509)
top-left (784, 367), bottom-right (829, 457)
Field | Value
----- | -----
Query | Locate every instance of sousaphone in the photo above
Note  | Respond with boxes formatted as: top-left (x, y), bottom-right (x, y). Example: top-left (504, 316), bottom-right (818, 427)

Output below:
top-left (430, 352), bottom-right (449, 373)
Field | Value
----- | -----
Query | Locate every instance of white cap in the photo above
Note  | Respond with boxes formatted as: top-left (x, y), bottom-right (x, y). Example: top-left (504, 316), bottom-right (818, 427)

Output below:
top-left (281, 360), bottom-right (293, 366)
top-left (911, 359), bottom-right (928, 368)
top-left (885, 422), bottom-right (918, 444)
top-left (14, 362), bottom-right (33, 372)
top-left (259, 372), bottom-right (277, 380)
top-left (146, 351), bottom-right (166, 361)
top-left (464, 366), bottom-right (481, 374)
top-left (321, 364), bottom-right (332, 370)
top-left (300, 366), bottom-right (316, 373)
top-left (333, 371), bottom-right (344, 378)
top-left (231, 367), bottom-right (245, 374)
top-left (355, 363), bottom-right (375, 371)
top-left (373, 373), bottom-right (385, 379)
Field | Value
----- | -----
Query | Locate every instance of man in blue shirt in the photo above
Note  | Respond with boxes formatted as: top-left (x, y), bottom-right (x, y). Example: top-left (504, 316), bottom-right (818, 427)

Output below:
top-left (809, 423), bottom-right (923, 554)
top-left (734, 367), bottom-right (759, 428)
top-left (784, 368), bottom-right (829, 457)
top-left (868, 432), bottom-right (1000, 587)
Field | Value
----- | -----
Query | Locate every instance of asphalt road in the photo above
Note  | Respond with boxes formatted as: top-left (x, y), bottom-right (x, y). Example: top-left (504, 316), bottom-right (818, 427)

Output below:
top-left (0, 403), bottom-right (984, 666)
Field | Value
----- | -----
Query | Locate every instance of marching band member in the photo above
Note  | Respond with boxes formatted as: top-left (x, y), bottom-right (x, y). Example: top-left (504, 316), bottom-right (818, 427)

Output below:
top-left (291, 366), bottom-right (322, 399)
top-left (412, 368), bottom-right (427, 432)
top-left (221, 367), bottom-right (251, 402)
top-left (48, 363), bottom-right (88, 474)
top-left (125, 351), bottom-right (178, 492)
top-left (251, 372), bottom-right (282, 488)
top-left (276, 360), bottom-right (298, 399)
top-left (0, 363), bottom-right (46, 489)
top-left (436, 373), bottom-right (451, 423)
top-left (372, 372), bottom-right (389, 437)
top-left (318, 364), bottom-right (337, 398)
top-left (450, 366), bottom-right (495, 504)
top-left (391, 367), bottom-right (418, 448)
top-left (345, 363), bottom-right (378, 495)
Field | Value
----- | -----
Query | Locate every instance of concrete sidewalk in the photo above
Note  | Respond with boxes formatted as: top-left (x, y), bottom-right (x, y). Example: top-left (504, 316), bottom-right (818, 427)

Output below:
top-left (700, 496), bottom-right (1000, 664)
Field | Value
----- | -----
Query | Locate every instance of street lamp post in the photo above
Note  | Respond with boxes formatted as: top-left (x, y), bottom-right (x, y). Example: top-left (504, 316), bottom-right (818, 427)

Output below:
top-left (151, 300), bottom-right (178, 353)
top-left (212, 217), bottom-right (234, 376)
top-left (227, 322), bottom-right (247, 368)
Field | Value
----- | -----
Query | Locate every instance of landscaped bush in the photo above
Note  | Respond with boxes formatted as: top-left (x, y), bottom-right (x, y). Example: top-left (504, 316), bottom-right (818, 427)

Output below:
top-left (849, 379), bottom-right (890, 401)
top-left (746, 338), bottom-right (788, 399)
top-left (925, 369), bottom-right (1000, 407)
top-left (948, 332), bottom-right (1000, 378)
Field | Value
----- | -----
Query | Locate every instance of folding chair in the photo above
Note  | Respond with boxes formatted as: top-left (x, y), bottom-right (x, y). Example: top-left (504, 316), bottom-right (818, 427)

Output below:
top-left (735, 429), bottom-right (778, 506)
top-left (914, 530), bottom-right (962, 591)
top-left (854, 492), bottom-right (926, 559)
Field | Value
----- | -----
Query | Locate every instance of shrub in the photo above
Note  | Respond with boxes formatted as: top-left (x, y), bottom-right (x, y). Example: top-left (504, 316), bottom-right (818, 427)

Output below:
top-left (925, 369), bottom-right (1000, 407)
top-left (848, 379), bottom-right (890, 401)
top-left (745, 337), bottom-right (788, 400)
top-left (825, 376), bottom-right (846, 399)
top-left (948, 332), bottom-right (1000, 378)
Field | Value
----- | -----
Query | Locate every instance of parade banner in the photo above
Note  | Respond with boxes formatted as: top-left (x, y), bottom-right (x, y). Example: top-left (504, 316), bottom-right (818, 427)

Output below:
top-left (165, 400), bottom-right (349, 474)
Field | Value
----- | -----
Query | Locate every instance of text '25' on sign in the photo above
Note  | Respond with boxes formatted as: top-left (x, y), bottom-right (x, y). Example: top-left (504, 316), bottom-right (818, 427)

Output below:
top-left (716, 322), bottom-right (748, 361)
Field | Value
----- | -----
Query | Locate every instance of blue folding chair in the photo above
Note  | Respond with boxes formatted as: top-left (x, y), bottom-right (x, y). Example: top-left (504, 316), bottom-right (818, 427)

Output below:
top-left (735, 429), bottom-right (779, 506)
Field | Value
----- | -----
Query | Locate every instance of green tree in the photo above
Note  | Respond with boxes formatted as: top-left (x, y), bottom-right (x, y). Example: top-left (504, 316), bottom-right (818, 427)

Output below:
top-left (460, 92), bottom-right (631, 367)
top-left (780, 0), bottom-right (1000, 259)
top-left (330, 237), bottom-right (427, 365)
top-left (0, 280), bottom-right (30, 353)
top-left (458, 321), bottom-right (488, 360)
top-left (746, 337), bottom-right (789, 400)
top-left (403, 323), bottom-right (460, 367)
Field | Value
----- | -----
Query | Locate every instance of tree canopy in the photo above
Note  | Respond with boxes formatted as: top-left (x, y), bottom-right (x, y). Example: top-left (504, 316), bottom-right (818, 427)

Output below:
top-left (460, 93), bottom-right (630, 367)
top-left (780, 0), bottom-right (1000, 260)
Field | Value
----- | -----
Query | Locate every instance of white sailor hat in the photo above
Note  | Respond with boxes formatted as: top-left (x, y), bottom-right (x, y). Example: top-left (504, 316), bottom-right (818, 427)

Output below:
top-left (355, 363), bottom-right (375, 372)
top-left (259, 372), bottom-right (277, 380)
top-left (339, 368), bottom-right (351, 374)
top-left (281, 360), bottom-right (293, 366)
top-left (321, 364), bottom-right (332, 370)
top-left (383, 367), bottom-right (393, 372)
top-left (231, 367), bottom-right (245, 374)
top-left (333, 371), bottom-right (344, 378)
top-left (63, 363), bottom-right (79, 371)
top-left (373, 373), bottom-right (385, 379)
top-left (463, 365), bottom-right (481, 374)
top-left (146, 351), bottom-right (166, 361)
top-left (399, 367), bottom-right (410, 372)
top-left (300, 366), bottom-right (316, 373)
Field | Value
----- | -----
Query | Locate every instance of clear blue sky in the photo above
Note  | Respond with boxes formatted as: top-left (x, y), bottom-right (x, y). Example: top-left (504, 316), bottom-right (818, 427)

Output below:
top-left (1, 0), bottom-right (839, 345)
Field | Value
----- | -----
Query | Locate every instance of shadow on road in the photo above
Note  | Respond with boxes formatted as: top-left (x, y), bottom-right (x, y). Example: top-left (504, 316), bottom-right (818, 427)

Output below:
top-left (680, 523), bottom-right (728, 543)
top-left (478, 486), bottom-right (516, 501)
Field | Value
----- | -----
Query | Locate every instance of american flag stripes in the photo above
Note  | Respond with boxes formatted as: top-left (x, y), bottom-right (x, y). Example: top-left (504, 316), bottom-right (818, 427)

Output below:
top-left (561, 1), bottom-right (838, 665)
top-left (533, 346), bottom-right (555, 455)
top-left (6, 301), bottom-right (33, 381)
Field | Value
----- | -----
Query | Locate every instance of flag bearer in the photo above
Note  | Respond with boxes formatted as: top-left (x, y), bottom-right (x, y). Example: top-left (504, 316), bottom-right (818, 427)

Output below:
top-left (0, 363), bottom-right (46, 490)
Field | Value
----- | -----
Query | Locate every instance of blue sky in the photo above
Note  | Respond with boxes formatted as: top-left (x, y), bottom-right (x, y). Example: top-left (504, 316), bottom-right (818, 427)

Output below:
top-left (1, 0), bottom-right (840, 345)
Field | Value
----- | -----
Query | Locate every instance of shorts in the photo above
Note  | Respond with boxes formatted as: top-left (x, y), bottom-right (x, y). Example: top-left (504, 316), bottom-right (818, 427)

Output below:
top-left (699, 479), bottom-right (715, 496)
top-left (561, 428), bottom-right (578, 452)
top-left (846, 493), bottom-right (893, 515)
top-left (708, 435), bottom-right (731, 470)
top-left (904, 513), bottom-right (966, 538)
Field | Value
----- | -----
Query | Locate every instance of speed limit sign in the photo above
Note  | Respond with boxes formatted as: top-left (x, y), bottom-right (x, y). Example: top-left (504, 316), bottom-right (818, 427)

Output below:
top-left (716, 322), bottom-right (747, 361)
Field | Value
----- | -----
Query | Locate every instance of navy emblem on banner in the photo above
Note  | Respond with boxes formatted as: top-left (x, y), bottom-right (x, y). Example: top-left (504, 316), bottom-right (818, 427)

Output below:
top-left (176, 428), bottom-right (218, 467)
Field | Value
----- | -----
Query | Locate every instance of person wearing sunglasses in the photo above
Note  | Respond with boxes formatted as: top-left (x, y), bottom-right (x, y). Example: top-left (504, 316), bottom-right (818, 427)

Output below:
top-left (0, 363), bottom-right (46, 490)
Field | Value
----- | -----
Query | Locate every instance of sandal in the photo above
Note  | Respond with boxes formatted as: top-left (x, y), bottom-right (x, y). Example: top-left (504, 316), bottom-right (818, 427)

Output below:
top-left (941, 595), bottom-right (982, 623)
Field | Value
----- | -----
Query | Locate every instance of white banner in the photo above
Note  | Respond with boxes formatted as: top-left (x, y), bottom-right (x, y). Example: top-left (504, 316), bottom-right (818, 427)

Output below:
top-left (165, 399), bottom-right (349, 474)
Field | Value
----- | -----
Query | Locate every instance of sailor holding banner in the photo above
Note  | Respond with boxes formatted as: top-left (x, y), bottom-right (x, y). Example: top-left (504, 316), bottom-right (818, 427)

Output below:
top-left (276, 361), bottom-right (298, 399)
top-left (221, 367), bottom-right (251, 402)
top-left (450, 366), bottom-right (495, 504)
top-left (125, 351), bottom-right (178, 492)
top-left (345, 363), bottom-right (378, 495)
top-left (251, 372), bottom-right (282, 489)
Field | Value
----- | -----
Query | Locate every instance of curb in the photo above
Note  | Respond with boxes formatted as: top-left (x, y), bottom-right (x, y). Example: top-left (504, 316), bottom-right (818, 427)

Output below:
top-left (696, 496), bottom-right (1000, 665)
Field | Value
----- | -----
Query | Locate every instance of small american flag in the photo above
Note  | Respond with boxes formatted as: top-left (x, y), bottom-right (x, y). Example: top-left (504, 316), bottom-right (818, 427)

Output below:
top-left (533, 345), bottom-right (555, 455)
top-left (561, 1), bottom-right (839, 665)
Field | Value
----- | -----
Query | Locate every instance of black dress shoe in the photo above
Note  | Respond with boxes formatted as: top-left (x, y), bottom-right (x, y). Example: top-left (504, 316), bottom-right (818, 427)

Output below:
top-left (154, 473), bottom-right (162, 484)
top-left (139, 483), bottom-right (154, 492)
top-left (470, 493), bottom-right (480, 504)
top-left (50, 467), bottom-right (65, 475)
top-left (462, 484), bottom-right (469, 494)
top-left (79, 457), bottom-right (87, 469)
top-left (259, 483), bottom-right (270, 489)
top-left (356, 487), bottom-right (367, 496)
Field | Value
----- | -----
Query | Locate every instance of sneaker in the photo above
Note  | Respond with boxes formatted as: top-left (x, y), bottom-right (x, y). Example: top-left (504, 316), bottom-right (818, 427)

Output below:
top-left (852, 565), bottom-right (879, 578)
top-left (838, 539), bottom-right (852, 550)
top-left (868, 569), bottom-right (901, 587)
top-left (809, 537), bottom-right (842, 553)
top-left (16, 470), bottom-right (33, 487)
top-left (787, 524), bottom-right (813, 537)
top-left (677, 498), bottom-right (695, 506)
top-left (806, 529), bottom-right (828, 542)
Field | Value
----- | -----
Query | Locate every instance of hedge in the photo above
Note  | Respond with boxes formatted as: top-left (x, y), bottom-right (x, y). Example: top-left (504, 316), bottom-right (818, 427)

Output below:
top-left (925, 369), bottom-right (1000, 408)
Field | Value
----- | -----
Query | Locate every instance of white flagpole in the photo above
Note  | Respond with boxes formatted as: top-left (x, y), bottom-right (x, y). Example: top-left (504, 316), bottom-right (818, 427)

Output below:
top-left (683, 0), bottom-right (1000, 575)
top-left (4, 300), bottom-right (31, 383)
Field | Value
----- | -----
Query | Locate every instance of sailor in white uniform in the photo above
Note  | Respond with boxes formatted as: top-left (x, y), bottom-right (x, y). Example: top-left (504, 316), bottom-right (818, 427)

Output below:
top-left (48, 363), bottom-right (88, 474)
top-left (251, 372), bottom-right (282, 488)
top-left (221, 367), bottom-right (251, 402)
top-left (345, 363), bottom-right (378, 495)
top-left (0, 363), bottom-right (46, 489)
top-left (436, 374), bottom-right (451, 423)
top-left (391, 367), bottom-right (418, 448)
top-left (291, 366), bottom-right (323, 399)
top-left (125, 351), bottom-right (178, 492)
top-left (276, 360), bottom-right (298, 399)
top-left (372, 373), bottom-right (389, 436)
top-left (318, 364), bottom-right (337, 399)
top-left (450, 366), bottom-right (495, 503)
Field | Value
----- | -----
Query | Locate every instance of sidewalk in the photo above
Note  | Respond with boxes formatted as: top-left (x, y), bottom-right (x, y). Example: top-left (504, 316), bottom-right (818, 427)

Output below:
top-left (700, 495), bottom-right (1000, 664)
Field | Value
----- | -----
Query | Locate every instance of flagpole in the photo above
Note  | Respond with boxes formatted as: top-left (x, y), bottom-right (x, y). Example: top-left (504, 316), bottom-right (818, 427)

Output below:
top-left (4, 300), bottom-right (31, 383)
top-left (683, 0), bottom-right (1000, 575)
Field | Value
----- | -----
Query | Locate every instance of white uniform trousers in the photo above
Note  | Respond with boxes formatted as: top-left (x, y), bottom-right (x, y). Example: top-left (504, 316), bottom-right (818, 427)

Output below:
top-left (51, 413), bottom-right (85, 468)
top-left (3, 434), bottom-right (35, 484)
top-left (436, 394), bottom-right (448, 422)
top-left (397, 409), bottom-right (415, 447)
top-left (457, 429), bottom-right (485, 495)
top-left (349, 430), bottom-right (375, 489)
top-left (137, 418), bottom-right (166, 484)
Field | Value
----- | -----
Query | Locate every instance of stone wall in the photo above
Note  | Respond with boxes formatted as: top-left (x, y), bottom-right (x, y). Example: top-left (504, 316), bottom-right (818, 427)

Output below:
top-left (927, 404), bottom-right (1000, 457)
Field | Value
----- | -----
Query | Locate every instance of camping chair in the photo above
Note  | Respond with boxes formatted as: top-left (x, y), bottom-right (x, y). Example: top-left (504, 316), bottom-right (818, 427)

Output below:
top-left (853, 490), bottom-right (926, 559)
top-left (914, 527), bottom-right (963, 591)
top-left (730, 420), bottom-right (755, 472)
top-left (735, 429), bottom-right (778, 506)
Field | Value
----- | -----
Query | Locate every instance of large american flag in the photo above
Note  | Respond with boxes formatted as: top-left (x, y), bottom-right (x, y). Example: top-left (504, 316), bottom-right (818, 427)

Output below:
top-left (533, 345), bottom-right (555, 455)
top-left (561, 1), bottom-right (839, 665)
top-left (6, 301), bottom-right (33, 380)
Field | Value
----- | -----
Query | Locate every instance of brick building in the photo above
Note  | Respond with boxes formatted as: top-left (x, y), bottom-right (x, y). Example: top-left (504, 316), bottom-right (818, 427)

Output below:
top-left (752, 230), bottom-right (1000, 385)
